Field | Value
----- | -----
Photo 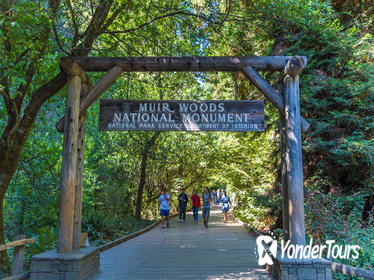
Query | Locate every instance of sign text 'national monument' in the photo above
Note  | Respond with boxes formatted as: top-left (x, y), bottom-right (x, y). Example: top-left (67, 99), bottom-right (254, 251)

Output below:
top-left (99, 100), bottom-right (265, 132)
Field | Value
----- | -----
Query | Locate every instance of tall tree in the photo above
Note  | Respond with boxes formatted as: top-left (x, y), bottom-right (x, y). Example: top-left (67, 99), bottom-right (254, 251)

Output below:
top-left (0, 0), bottom-right (145, 270)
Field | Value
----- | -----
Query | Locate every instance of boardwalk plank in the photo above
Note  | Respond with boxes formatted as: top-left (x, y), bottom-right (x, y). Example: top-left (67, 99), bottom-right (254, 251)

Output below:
top-left (91, 207), bottom-right (274, 280)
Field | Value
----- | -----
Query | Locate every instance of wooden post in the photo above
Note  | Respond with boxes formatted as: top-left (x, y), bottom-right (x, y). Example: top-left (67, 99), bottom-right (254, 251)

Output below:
top-left (56, 66), bottom-right (123, 132)
top-left (278, 83), bottom-right (289, 242)
top-left (284, 56), bottom-right (306, 245)
top-left (72, 83), bottom-right (88, 250)
top-left (11, 235), bottom-right (25, 276)
top-left (57, 75), bottom-right (81, 253)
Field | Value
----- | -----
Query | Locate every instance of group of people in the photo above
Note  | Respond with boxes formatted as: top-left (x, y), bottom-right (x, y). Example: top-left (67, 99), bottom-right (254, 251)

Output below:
top-left (158, 187), bottom-right (232, 228)
top-left (210, 189), bottom-right (231, 206)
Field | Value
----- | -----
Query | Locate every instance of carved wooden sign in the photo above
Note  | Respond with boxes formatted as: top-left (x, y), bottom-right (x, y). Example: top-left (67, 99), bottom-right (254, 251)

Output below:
top-left (99, 99), bottom-right (264, 132)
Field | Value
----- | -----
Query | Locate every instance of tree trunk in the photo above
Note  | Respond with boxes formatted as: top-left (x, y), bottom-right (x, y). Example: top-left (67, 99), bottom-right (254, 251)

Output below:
top-left (135, 132), bottom-right (160, 220)
top-left (0, 189), bottom-right (10, 272)
top-left (135, 152), bottom-right (148, 220)
top-left (0, 72), bottom-right (67, 271)
top-left (0, 0), bottom-right (117, 266)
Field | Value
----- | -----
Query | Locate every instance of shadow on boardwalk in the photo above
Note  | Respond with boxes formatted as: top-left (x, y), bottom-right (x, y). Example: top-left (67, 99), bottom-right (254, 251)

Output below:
top-left (91, 206), bottom-right (274, 280)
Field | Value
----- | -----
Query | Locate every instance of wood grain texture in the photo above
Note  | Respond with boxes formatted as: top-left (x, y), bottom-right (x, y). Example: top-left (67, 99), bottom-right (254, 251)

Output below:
top-left (60, 56), bottom-right (301, 72)
top-left (278, 84), bottom-right (290, 242)
top-left (91, 207), bottom-right (274, 280)
top-left (72, 83), bottom-right (88, 250)
top-left (332, 262), bottom-right (374, 279)
top-left (57, 75), bottom-right (81, 254)
top-left (284, 56), bottom-right (307, 77)
top-left (284, 75), bottom-right (306, 245)
top-left (0, 238), bottom-right (34, 251)
top-left (241, 66), bottom-right (310, 133)
top-left (56, 66), bottom-right (123, 132)
top-left (11, 235), bottom-right (25, 276)
top-left (59, 58), bottom-right (92, 86)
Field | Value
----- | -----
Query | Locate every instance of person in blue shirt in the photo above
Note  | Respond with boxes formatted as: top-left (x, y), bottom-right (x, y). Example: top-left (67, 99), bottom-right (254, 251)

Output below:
top-left (158, 188), bottom-right (171, 228)
top-left (220, 190), bottom-right (232, 223)
top-left (211, 189), bottom-right (218, 205)
top-left (202, 187), bottom-right (212, 228)
top-left (178, 188), bottom-right (188, 222)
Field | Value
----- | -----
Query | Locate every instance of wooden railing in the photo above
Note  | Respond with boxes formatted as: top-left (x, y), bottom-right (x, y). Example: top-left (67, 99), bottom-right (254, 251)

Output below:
top-left (0, 235), bottom-right (34, 280)
top-left (332, 262), bottom-right (374, 280)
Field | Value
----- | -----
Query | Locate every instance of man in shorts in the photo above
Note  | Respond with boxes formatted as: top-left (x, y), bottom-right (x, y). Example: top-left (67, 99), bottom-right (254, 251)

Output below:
top-left (159, 188), bottom-right (171, 228)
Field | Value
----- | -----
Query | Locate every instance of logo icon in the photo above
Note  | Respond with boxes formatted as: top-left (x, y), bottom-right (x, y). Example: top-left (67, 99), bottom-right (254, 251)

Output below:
top-left (256, 235), bottom-right (277, 265)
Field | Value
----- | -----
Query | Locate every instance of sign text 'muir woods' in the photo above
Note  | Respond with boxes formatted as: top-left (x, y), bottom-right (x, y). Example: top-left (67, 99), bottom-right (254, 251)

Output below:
top-left (99, 100), bottom-right (265, 132)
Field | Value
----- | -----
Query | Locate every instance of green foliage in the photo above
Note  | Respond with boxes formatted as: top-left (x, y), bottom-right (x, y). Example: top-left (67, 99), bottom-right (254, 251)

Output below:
top-left (83, 215), bottom-right (155, 247)
top-left (305, 190), bottom-right (374, 277)
top-left (1, 0), bottom-right (373, 277)
top-left (25, 227), bottom-right (57, 262)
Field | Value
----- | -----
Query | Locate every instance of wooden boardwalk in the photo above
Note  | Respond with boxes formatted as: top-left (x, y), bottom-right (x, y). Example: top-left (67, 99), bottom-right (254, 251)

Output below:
top-left (91, 207), bottom-right (274, 280)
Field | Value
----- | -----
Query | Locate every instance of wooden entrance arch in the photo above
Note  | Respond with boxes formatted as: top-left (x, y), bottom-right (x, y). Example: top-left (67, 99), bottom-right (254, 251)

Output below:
top-left (56, 55), bottom-right (309, 254)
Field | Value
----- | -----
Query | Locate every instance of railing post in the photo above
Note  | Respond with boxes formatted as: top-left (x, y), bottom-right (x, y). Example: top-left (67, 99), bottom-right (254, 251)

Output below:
top-left (73, 83), bottom-right (88, 250)
top-left (11, 235), bottom-right (25, 276)
top-left (57, 75), bottom-right (81, 253)
top-left (284, 56), bottom-right (307, 245)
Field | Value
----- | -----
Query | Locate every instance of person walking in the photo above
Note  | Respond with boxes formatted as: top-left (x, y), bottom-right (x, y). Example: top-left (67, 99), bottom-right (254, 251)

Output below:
top-left (211, 189), bottom-right (217, 205)
top-left (178, 188), bottom-right (188, 222)
top-left (214, 189), bottom-right (219, 205)
top-left (202, 187), bottom-right (212, 228)
top-left (158, 188), bottom-right (171, 228)
top-left (221, 190), bottom-right (232, 223)
top-left (190, 190), bottom-right (201, 223)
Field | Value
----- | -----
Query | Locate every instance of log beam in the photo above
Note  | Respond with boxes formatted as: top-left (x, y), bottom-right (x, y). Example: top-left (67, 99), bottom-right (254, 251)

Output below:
top-left (56, 66), bottom-right (123, 132)
top-left (59, 59), bottom-right (92, 87)
top-left (59, 56), bottom-right (301, 72)
top-left (241, 66), bottom-right (310, 133)
top-left (0, 238), bottom-right (34, 251)
top-left (284, 55), bottom-right (307, 77)
top-left (57, 75), bottom-right (81, 254)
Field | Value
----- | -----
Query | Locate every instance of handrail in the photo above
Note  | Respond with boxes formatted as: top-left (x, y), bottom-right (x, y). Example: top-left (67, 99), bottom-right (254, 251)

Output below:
top-left (0, 238), bottom-right (34, 251)
top-left (0, 236), bottom-right (35, 280)
top-left (332, 262), bottom-right (374, 280)
top-left (98, 210), bottom-right (183, 252)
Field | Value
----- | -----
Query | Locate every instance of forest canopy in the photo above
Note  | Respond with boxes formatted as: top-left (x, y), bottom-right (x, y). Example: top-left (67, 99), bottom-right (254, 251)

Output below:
top-left (0, 0), bottom-right (373, 278)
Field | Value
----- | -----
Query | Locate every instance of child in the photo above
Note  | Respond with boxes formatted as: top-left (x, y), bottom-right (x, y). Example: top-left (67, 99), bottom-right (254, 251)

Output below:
top-left (221, 190), bottom-right (232, 223)
top-left (158, 188), bottom-right (171, 228)
top-left (202, 187), bottom-right (212, 228)
top-left (178, 188), bottom-right (188, 222)
top-left (190, 190), bottom-right (201, 223)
